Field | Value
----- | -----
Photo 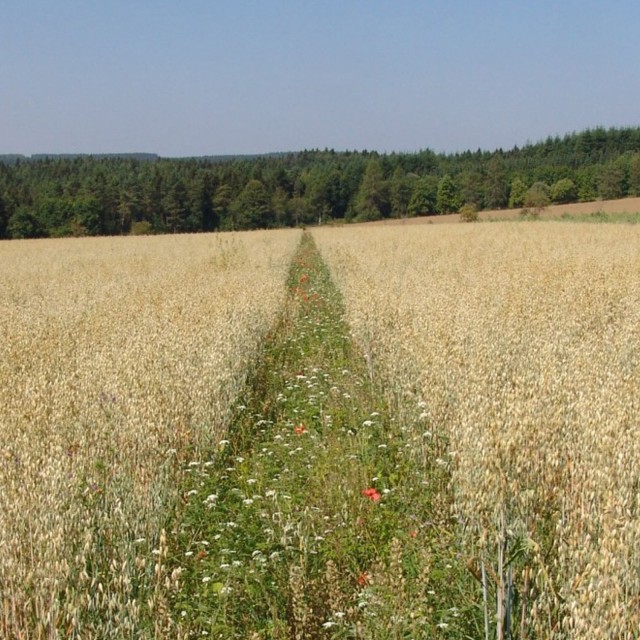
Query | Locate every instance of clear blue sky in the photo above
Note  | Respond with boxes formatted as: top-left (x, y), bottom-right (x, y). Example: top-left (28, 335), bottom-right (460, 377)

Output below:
top-left (2, 0), bottom-right (639, 157)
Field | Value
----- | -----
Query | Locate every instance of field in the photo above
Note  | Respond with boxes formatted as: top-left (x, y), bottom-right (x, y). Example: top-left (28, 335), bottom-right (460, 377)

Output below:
top-left (313, 223), bottom-right (640, 638)
top-left (0, 230), bottom-right (301, 637)
top-left (2, 221), bottom-right (640, 639)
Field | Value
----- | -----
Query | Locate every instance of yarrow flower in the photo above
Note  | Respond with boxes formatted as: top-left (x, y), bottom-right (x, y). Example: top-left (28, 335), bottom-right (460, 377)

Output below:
top-left (361, 487), bottom-right (381, 502)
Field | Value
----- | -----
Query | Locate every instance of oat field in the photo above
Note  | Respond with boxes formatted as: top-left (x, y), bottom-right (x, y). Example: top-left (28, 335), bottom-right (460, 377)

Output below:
top-left (3, 222), bottom-right (639, 639)
top-left (0, 230), bottom-right (300, 637)
top-left (313, 223), bottom-right (640, 638)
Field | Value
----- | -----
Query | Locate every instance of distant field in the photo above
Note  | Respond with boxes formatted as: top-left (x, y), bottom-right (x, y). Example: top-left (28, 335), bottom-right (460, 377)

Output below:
top-left (357, 196), bottom-right (640, 225)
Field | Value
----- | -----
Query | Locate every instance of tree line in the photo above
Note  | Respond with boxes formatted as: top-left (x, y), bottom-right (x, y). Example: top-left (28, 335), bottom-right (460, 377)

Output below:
top-left (1, 126), bottom-right (640, 239)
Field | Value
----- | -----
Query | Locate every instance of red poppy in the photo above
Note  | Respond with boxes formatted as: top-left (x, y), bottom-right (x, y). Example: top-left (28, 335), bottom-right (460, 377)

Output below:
top-left (409, 530), bottom-right (418, 539)
top-left (294, 424), bottom-right (306, 435)
top-left (356, 571), bottom-right (370, 587)
top-left (361, 488), bottom-right (381, 502)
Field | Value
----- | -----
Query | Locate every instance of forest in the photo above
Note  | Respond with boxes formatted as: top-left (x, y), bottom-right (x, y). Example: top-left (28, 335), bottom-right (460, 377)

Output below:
top-left (1, 126), bottom-right (640, 239)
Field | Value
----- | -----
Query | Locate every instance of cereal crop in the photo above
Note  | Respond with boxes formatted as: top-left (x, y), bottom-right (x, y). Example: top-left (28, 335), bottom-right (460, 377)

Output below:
top-left (313, 222), bottom-right (640, 638)
top-left (5, 221), bottom-right (639, 639)
top-left (0, 230), bottom-right (300, 638)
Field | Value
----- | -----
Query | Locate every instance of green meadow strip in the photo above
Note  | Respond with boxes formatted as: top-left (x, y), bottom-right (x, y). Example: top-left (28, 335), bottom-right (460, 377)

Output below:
top-left (168, 233), bottom-right (481, 638)
top-left (557, 209), bottom-right (640, 224)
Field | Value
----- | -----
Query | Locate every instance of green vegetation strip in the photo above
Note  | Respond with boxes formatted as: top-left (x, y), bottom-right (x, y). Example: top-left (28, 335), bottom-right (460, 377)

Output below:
top-left (557, 210), bottom-right (640, 224)
top-left (168, 233), bottom-right (481, 638)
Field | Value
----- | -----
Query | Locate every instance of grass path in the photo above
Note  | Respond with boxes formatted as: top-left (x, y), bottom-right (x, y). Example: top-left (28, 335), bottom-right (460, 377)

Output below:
top-left (167, 233), bottom-right (481, 638)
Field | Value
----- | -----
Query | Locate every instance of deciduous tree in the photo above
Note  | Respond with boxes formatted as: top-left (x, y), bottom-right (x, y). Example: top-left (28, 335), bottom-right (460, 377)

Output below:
top-left (408, 176), bottom-right (438, 216)
top-left (550, 178), bottom-right (577, 204)
top-left (232, 179), bottom-right (273, 229)
top-left (628, 154), bottom-right (640, 196)
top-left (508, 177), bottom-right (528, 208)
top-left (522, 182), bottom-right (550, 215)
top-left (597, 159), bottom-right (627, 200)
top-left (8, 207), bottom-right (47, 239)
top-left (436, 174), bottom-right (460, 214)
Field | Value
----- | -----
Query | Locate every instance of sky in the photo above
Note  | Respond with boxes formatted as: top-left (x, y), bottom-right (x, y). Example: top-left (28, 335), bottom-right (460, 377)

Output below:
top-left (2, 0), bottom-right (639, 157)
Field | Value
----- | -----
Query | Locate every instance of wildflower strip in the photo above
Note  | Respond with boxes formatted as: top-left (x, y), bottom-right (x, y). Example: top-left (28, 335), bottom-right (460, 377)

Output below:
top-left (169, 233), bottom-right (481, 638)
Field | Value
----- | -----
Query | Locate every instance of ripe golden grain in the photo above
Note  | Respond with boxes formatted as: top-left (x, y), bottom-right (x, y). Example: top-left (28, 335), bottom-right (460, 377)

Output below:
top-left (314, 222), bottom-right (640, 637)
top-left (0, 230), bottom-right (300, 637)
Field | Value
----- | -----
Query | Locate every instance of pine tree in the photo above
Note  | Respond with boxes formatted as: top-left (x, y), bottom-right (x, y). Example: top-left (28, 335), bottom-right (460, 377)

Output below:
top-left (0, 192), bottom-right (8, 238)
top-left (485, 156), bottom-right (508, 209)
top-left (232, 179), bottom-right (273, 229)
top-left (389, 167), bottom-right (413, 218)
top-left (354, 159), bottom-right (389, 221)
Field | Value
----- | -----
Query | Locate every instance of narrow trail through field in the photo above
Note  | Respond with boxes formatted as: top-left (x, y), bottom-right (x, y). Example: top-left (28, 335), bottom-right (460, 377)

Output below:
top-left (168, 233), bottom-right (480, 638)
